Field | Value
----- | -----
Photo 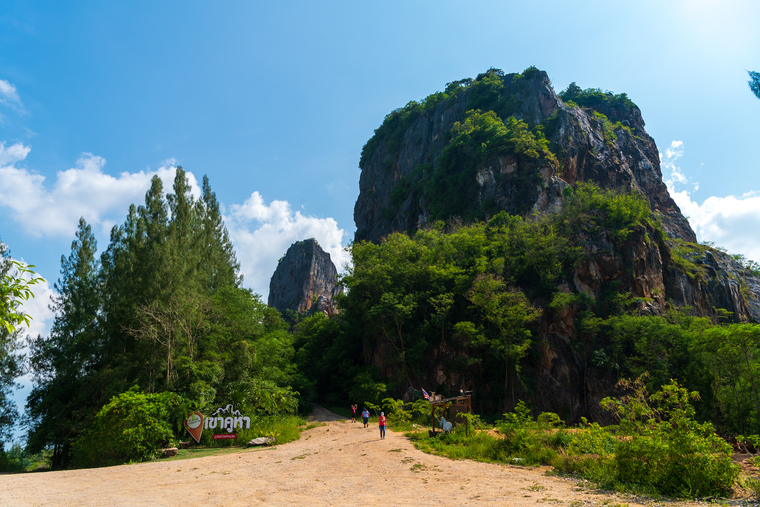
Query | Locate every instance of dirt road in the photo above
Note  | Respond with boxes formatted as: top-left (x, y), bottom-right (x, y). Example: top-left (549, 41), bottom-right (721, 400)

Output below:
top-left (0, 406), bottom-right (705, 506)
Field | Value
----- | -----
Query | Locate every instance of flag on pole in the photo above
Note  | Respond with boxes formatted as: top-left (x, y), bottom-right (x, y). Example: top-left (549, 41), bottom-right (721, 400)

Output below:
top-left (422, 388), bottom-right (430, 400)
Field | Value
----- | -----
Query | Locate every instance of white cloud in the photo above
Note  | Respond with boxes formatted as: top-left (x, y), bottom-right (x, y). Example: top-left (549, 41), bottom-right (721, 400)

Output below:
top-left (0, 142), bottom-right (351, 305)
top-left (662, 140), bottom-right (693, 189)
top-left (0, 143), bottom-right (200, 238)
top-left (662, 140), bottom-right (760, 263)
top-left (226, 191), bottom-right (350, 299)
top-left (0, 142), bottom-right (30, 166)
top-left (0, 79), bottom-right (24, 112)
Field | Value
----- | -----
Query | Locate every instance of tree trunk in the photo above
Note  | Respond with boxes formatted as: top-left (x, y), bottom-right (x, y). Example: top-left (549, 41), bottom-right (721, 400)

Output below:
top-left (728, 363), bottom-right (744, 434)
top-left (741, 346), bottom-right (760, 428)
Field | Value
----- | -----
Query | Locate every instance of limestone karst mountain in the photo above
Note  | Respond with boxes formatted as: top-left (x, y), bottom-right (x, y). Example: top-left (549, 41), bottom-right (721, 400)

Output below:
top-left (349, 67), bottom-right (760, 418)
top-left (268, 238), bottom-right (342, 317)
top-left (354, 67), bottom-right (760, 325)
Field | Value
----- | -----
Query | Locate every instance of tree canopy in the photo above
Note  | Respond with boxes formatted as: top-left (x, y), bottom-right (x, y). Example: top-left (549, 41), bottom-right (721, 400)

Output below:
top-left (25, 168), bottom-right (296, 468)
top-left (749, 70), bottom-right (760, 100)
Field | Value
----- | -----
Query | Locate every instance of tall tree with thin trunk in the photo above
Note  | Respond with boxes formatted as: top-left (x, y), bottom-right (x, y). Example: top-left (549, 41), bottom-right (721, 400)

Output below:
top-left (26, 219), bottom-right (101, 467)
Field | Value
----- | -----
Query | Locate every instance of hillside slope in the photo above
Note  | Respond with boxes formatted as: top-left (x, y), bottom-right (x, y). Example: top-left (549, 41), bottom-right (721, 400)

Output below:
top-left (349, 67), bottom-right (760, 419)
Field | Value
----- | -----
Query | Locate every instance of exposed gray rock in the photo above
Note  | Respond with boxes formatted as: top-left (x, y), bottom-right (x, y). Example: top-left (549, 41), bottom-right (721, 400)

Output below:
top-left (354, 69), bottom-right (694, 244)
top-left (268, 239), bottom-right (342, 315)
top-left (247, 436), bottom-right (275, 446)
top-left (308, 294), bottom-right (339, 317)
top-left (161, 447), bottom-right (178, 457)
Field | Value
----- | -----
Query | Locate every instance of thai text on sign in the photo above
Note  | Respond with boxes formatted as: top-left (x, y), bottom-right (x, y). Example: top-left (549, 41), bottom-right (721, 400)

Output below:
top-left (205, 404), bottom-right (250, 433)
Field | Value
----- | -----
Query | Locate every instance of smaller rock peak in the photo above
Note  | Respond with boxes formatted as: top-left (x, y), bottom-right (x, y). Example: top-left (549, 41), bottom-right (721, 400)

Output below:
top-left (268, 238), bottom-right (342, 316)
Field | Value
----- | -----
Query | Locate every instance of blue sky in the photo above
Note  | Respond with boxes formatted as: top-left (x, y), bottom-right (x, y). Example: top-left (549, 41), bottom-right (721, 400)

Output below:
top-left (1, 1), bottom-right (759, 439)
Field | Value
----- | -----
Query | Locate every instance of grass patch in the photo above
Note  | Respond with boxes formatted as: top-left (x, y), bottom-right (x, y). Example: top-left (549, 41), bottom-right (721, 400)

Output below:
top-left (668, 239), bottom-right (708, 280)
top-left (407, 428), bottom-right (547, 465)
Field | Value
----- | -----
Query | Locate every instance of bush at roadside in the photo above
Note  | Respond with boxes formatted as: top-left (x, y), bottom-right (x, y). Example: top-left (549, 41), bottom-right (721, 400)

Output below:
top-left (403, 375), bottom-right (740, 499)
top-left (72, 387), bottom-right (182, 468)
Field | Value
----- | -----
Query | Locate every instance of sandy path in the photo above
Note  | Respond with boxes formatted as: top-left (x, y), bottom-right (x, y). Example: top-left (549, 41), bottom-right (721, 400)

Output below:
top-left (0, 406), bottom-right (704, 506)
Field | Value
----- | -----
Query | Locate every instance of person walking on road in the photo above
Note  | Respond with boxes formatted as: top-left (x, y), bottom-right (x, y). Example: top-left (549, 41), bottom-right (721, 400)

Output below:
top-left (379, 412), bottom-right (387, 439)
top-left (351, 404), bottom-right (358, 423)
top-left (361, 407), bottom-right (370, 428)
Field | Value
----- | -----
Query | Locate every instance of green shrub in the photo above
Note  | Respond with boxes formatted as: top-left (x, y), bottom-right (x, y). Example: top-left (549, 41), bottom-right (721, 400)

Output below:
top-left (377, 397), bottom-right (436, 431)
top-left (602, 376), bottom-right (739, 498)
top-left (560, 182), bottom-right (657, 242)
top-left (493, 401), bottom-right (561, 465)
top-left (0, 447), bottom-right (23, 472)
top-left (558, 83), bottom-right (637, 117)
top-left (745, 477), bottom-right (760, 500)
top-left (567, 419), bottom-right (615, 456)
top-left (72, 387), bottom-right (183, 468)
top-left (246, 379), bottom-right (300, 416)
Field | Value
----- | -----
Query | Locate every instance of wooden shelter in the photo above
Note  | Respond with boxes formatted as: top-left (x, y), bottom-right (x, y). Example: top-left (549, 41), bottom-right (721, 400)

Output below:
top-left (427, 392), bottom-right (472, 434)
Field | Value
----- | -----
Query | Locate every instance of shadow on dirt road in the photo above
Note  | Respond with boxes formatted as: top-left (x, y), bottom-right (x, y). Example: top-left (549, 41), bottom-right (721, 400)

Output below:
top-left (307, 404), bottom-right (345, 422)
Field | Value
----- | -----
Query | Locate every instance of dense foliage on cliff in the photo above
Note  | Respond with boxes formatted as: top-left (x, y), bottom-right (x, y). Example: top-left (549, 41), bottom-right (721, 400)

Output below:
top-left (425, 110), bottom-right (556, 221)
top-left (297, 183), bottom-right (760, 441)
top-left (25, 169), bottom-right (299, 468)
top-left (558, 82), bottom-right (637, 116)
top-left (357, 66), bottom-right (518, 168)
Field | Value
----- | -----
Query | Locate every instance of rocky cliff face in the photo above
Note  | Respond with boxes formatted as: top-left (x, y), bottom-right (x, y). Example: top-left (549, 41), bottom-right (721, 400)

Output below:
top-left (355, 68), bottom-right (694, 245)
top-left (353, 67), bottom-right (760, 418)
top-left (532, 223), bottom-right (760, 420)
top-left (354, 68), bottom-right (760, 324)
top-left (268, 239), bottom-right (342, 316)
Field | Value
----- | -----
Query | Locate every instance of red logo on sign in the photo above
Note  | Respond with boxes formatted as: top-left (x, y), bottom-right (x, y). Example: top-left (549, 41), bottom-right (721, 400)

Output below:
top-left (183, 411), bottom-right (204, 443)
top-left (213, 434), bottom-right (237, 439)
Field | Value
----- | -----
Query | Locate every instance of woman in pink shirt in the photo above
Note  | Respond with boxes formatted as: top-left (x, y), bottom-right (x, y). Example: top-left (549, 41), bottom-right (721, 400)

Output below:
top-left (378, 411), bottom-right (387, 439)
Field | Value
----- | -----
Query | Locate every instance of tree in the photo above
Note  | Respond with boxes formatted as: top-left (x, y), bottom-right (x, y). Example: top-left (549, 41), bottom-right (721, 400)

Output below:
top-left (25, 169), bottom-right (284, 468)
top-left (197, 175), bottom-right (241, 291)
top-left (466, 274), bottom-right (540, 407)
top-left (26, 219), bottom-right (101, 467)
top-left (0, 240), bottom-right (43, 446)
top-left (749, 71), bottom-right (760, 100)
top-left (0, 260), bottom-right (44, 334)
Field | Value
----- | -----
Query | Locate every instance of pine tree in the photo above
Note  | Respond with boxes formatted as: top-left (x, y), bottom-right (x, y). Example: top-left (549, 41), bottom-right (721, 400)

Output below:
top-left (167, 167), bottom-right (200, 296)
top-left (26, 219), bottom-right (102, 467)
top-left (198, 175), bottom-right (241, 291)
